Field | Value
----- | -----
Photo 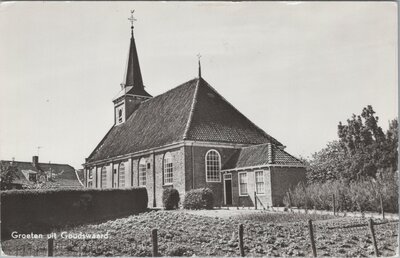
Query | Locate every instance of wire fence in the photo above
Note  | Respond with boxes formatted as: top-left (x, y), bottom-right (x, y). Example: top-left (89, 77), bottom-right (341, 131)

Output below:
top-left (2, 218), bottom-right (398, 257)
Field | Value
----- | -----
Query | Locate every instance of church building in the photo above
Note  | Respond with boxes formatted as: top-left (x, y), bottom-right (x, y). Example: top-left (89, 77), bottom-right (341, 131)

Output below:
top-left (83, 18), bottom-right (306, 208)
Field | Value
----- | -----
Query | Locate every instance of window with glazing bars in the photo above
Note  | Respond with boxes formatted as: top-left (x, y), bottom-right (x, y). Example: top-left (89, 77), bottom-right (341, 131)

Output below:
top-left (255, 171), bottom-right (265, 194)
top-left (239, 173), bottom-right (248, 195)
top-left (138, 159), bottom-right (146, 186)
top-left (119, 163), bottom-right (125, 187)
top-left (101, 166), bottom-right (107, 188)
top-left (163, 153), bottom-right (173, 185)
top-left (206, 150), bottom-right (221, 182)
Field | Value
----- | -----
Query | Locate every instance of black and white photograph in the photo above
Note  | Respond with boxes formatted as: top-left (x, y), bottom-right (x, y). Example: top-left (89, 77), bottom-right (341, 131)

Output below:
top-left (0, 1), bottom-right (398, 257)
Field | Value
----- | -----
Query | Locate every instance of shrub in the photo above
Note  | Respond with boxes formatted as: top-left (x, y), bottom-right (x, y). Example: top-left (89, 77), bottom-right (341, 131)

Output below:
top-left (1, 187), bottom-right (148, 239)
top-left (183, 188), bottom-right (214, 210)
top-left (289, 171), bottom-right (398, 213)
top-left (162, 188), bottom-right (180, 210)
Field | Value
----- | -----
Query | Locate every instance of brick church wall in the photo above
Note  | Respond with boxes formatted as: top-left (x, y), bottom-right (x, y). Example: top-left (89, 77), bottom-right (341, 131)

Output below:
top-left (184, 145), bottom-right (240, 206)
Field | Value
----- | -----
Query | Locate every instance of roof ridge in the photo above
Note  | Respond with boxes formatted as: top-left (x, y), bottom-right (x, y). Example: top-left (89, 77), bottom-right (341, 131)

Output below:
top-left (86, 125), bottom-right (115, 162)
top-left (130, 78), bottom-right (198, 111)
top-left (198, 78), bottom-right (283, 146)
top-left (124, 78), bottom-right (198, 122)
top-left (183, 78), bottom-right (200, 139)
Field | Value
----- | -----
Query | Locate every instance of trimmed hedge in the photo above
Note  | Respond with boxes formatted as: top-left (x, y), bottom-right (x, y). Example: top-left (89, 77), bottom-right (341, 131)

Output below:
top-left (1, 187), bottom-right (148, 239)
top-left (162, 188), bottom-right (180, 210)
top-left (183, 188), bottom-right (214, 210)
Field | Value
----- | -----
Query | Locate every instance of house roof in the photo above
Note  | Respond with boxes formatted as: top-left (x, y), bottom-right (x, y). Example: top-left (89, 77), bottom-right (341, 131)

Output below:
top-left (223, 143), bottom-right (305, 170)
top-left (87, 77), bottom-right (283, 163)
top-left (1, 160), bottom-right (83, 188)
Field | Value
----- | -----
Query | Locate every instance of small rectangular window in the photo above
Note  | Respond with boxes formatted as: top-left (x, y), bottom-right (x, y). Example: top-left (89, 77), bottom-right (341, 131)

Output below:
top-left (239, 173), bottom-right (248, 196)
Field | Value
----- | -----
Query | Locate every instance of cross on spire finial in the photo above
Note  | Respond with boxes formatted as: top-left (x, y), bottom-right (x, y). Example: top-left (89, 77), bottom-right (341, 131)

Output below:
top-left (128, 10), bottom-right (137, 36)
top-left (197, 53), bottom-right (202, 78)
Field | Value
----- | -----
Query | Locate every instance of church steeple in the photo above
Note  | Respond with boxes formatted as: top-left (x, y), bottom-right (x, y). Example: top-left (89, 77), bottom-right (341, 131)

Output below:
top-left (121, 10), bottom-right (152, 97)
top-left (113, 11), bottom-right (152, 126)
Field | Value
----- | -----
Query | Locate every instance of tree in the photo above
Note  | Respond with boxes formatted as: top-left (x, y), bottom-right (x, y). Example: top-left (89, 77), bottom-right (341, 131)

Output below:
top-left (0, 161), bottom-right (18, 190)
top-left (308, 106), bottom-right (397, 183)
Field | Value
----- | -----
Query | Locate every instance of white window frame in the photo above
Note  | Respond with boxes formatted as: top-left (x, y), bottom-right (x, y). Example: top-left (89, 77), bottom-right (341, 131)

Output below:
top-left (88, 168), bottom-right (93, 179)
top-left (205, 149), bottom-right (221, 182)
top-left (101, 166), bottom-right (107, 188)
top-left (138, 158), bottom-right (147, 187)
top-left (163, 152), bottom-right (173, 185)
top-left (119, 162), bottom-right (126, 188)
top-left (238, 172), bottom-right (248, 196)
top-left (255, 170), bottom-right (265, 195)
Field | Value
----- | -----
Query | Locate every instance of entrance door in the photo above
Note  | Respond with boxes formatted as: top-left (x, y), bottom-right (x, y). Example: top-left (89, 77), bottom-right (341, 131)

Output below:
top-left (224, 174), bottom-right (233, 205)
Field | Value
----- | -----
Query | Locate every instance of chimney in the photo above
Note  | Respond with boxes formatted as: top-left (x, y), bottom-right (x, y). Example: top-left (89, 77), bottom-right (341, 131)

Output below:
top-left (267, 143), bottom-right (275, 164)
top-left (32, 156), bottom-right (39, 167)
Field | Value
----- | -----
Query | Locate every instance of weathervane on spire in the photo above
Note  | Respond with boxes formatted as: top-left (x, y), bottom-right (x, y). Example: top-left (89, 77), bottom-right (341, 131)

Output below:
top-left (197, 53), bottom-right (202, 78)
top-left (128, 10), bottom-right (137, 36)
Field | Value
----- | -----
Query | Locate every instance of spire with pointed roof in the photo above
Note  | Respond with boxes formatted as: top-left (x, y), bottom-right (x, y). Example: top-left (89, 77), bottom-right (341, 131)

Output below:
top-left (113, 12), bottom-right (152, 126)
top-left (121, 11), bottom-right (151, 98)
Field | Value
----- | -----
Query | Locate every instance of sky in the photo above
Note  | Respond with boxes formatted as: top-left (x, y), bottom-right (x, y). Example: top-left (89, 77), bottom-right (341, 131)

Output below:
top-left (0, 2), bottom-right (397, 169)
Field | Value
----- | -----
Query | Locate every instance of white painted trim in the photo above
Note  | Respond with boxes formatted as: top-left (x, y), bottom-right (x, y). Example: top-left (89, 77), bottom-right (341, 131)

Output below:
top-left (223, 173), bottom-right (233, 205)
top-left (205, 149), bottom-right (222, 183)
top-left (84, 139), bottom-right (249, 167)
top-left (84, 142), bottom-right (184, 166)
top-left (184, 140), bottom-right (250, 149)
top-left (222, 164), bottom-right (305, 172)
top-left (238, 172), bottom-right (248, 196)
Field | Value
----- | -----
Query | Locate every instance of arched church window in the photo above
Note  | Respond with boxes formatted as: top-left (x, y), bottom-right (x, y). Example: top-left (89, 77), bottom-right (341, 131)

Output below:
top-left (119, 163), bottom-right (125, 187)
top-left (101, 166), bottom-right (107, 188)
top-left (205, 150), bottom-right (221, 182)
top-left (138, 158), bottom-right (146, 186)
top-left (163, 152), bottom-right (173, 185)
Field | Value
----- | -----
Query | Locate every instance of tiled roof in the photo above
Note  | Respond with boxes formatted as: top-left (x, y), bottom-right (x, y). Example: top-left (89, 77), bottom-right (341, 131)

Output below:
top-left (1, 160), bottom-right (83, 188)
top-left (223, 143), bottom-right (304, 170)
top-left (87, 79), bottom-right (198, 162)
top-left (184, 79), bottom-right (282, 145)
top-left (87, 77), bottom-right (283, 163)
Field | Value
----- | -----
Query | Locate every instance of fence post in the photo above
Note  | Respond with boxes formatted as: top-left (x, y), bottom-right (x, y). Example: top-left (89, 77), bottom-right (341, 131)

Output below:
top-left (152, 228), bottom-right (158, 257)
top-left (238, 224), bottom-right (245, 257)
top-left (254, 191), bottom-right (257, 210)
top-left (368, 218), bottom-right (379, 257)
top-left (308, 219), bottom-right (317, 257)
top-left (332, 194), bottom-right (336, 216)
top-left (47, 238), bottom-right (54, 257)
top-left (380, 194), bottom-right (385, 220)
top-left (287, 192), bottom-right (292, 209)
